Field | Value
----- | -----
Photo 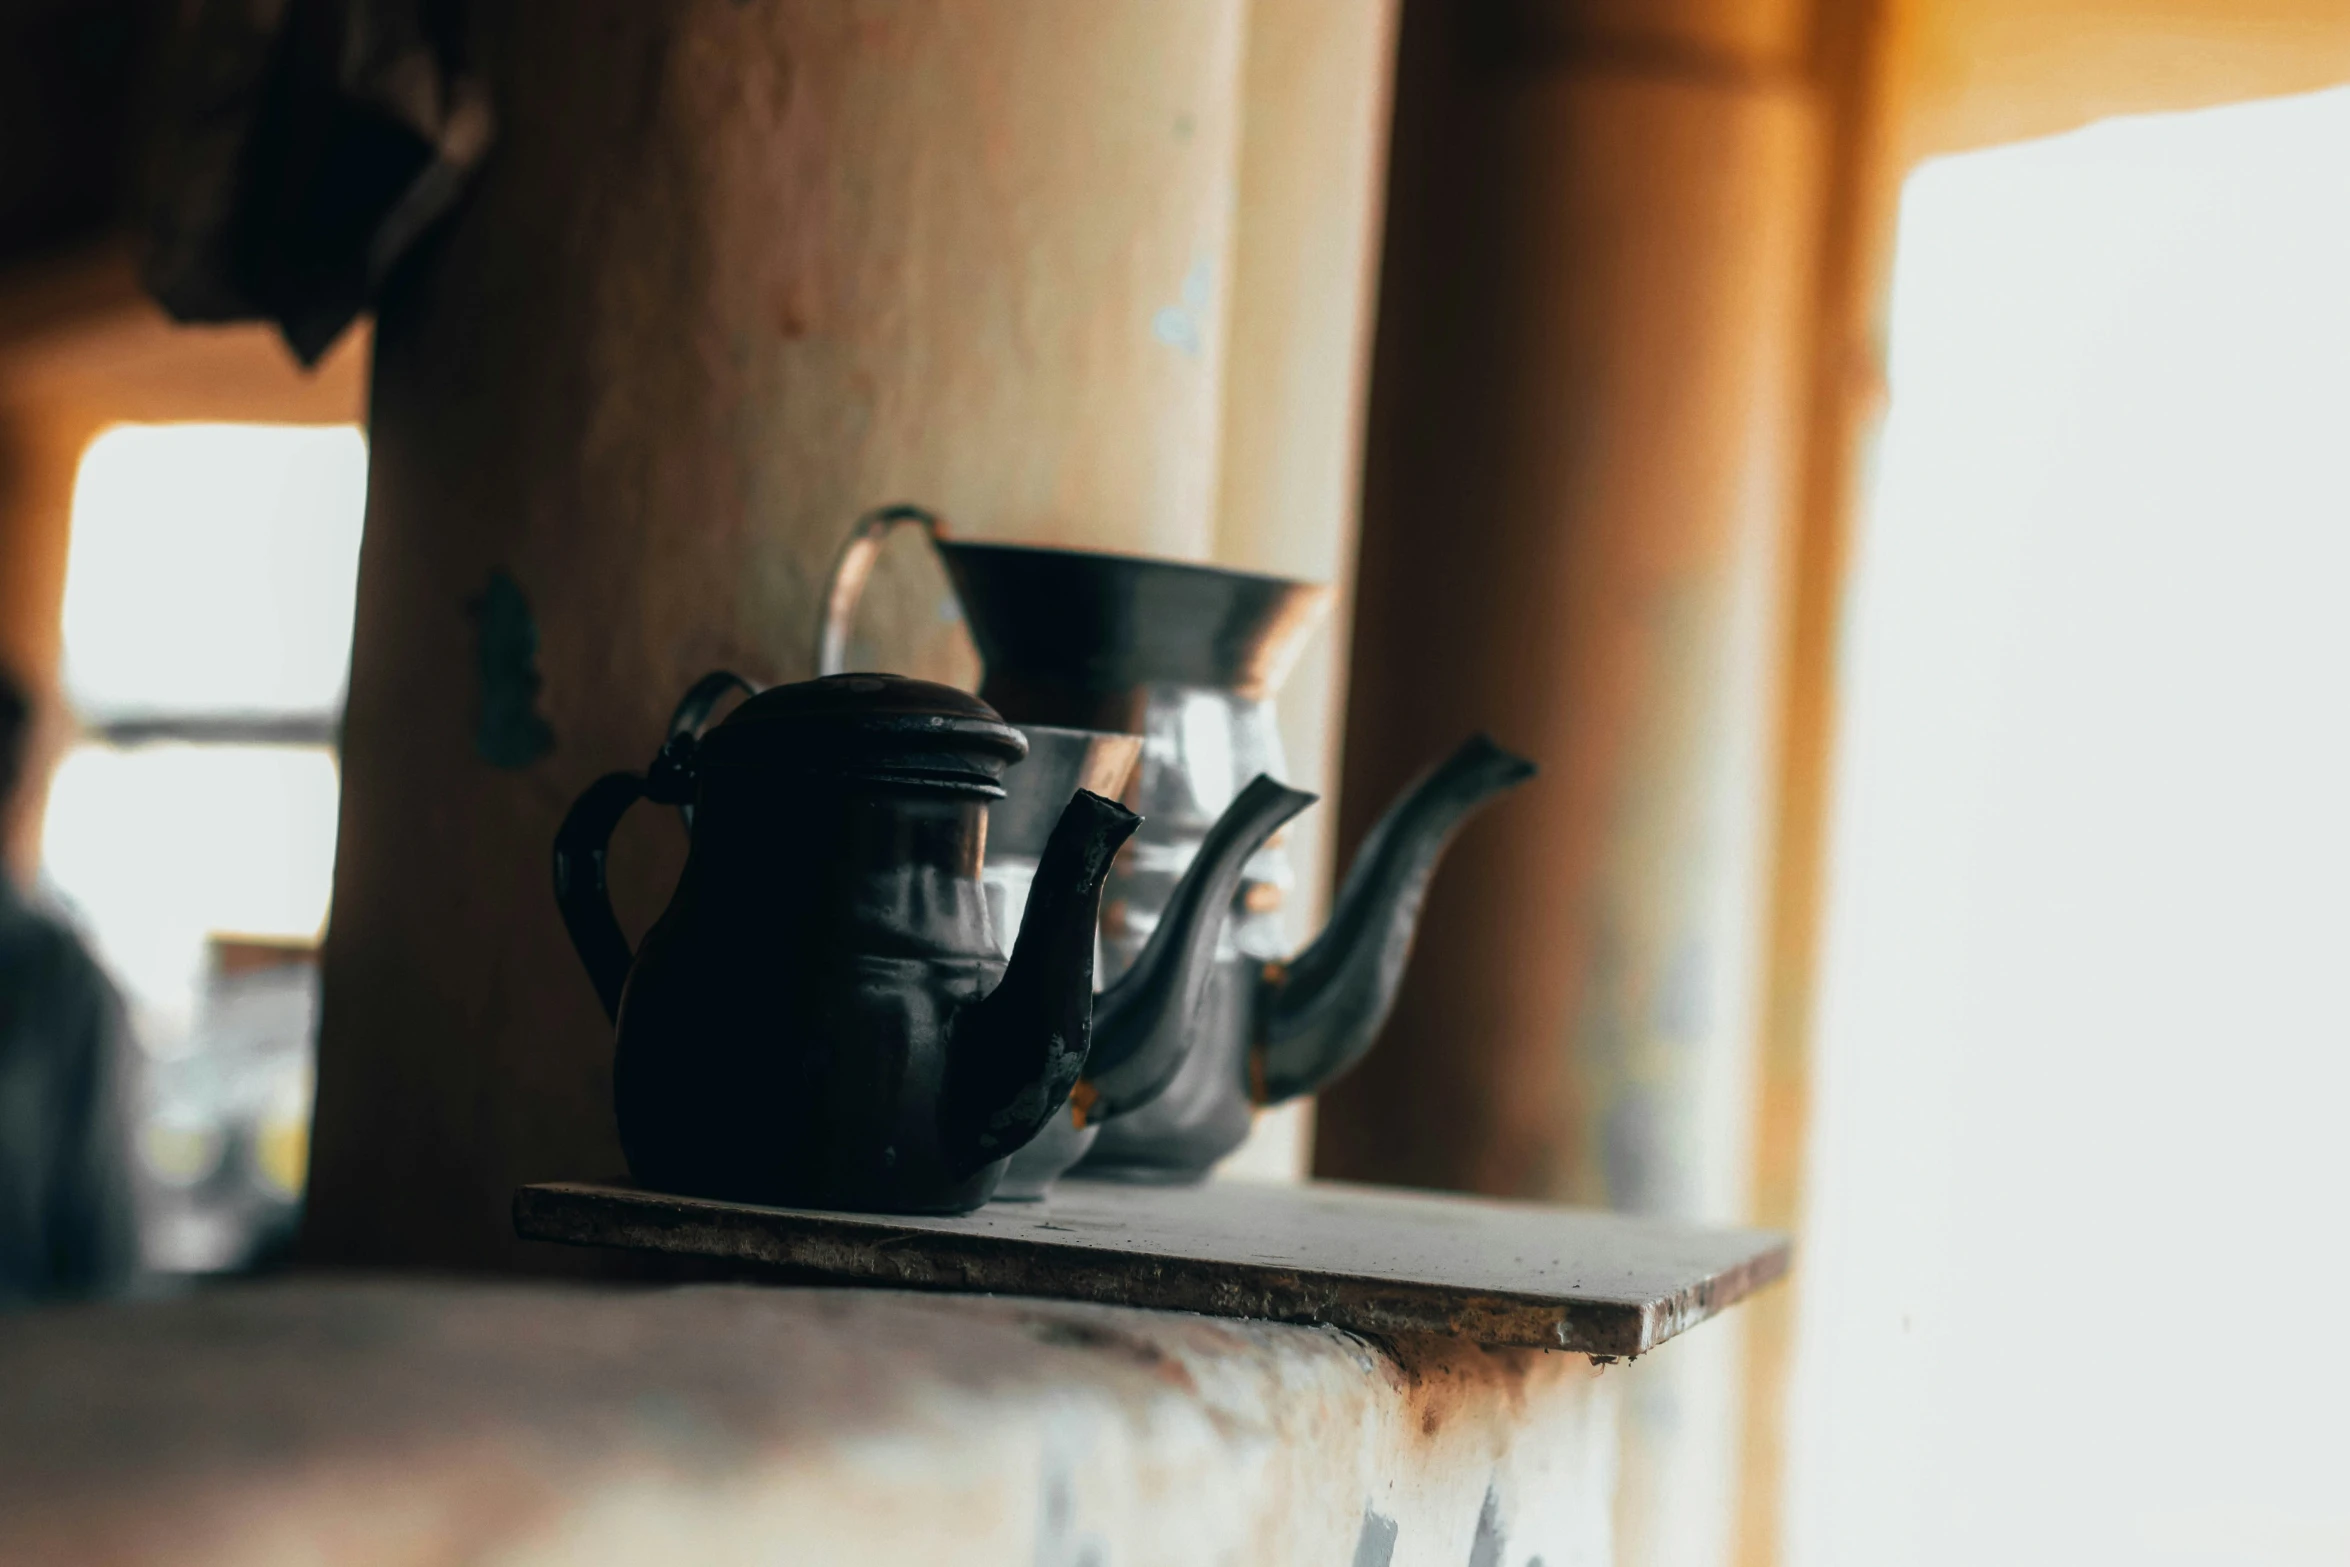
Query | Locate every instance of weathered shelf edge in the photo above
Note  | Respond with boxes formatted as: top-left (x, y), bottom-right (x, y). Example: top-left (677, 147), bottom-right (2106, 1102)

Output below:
top-left (512, 1182), bottom-right (1790, 1359)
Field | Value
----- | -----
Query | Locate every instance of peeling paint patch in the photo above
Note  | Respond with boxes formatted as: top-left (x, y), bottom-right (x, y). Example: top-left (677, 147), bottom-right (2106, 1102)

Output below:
top-left (1352, 1507), bottom-right (1399, 1567)
top-left (1035, 1436), bottom-right (1107, 1567)
top-left (1468, 1483), bottom-right (1506, 1567)
top-left (468, 568), bottom-right (555, 768)
top-left (1150, 258), bottom-right (1215, 356)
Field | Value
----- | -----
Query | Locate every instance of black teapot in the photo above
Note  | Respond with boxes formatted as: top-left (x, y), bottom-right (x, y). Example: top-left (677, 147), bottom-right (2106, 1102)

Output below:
top-left (652, 684), bottom-right (1318, 1204)
top-left (552, 674), bottom-right (1138, 1214)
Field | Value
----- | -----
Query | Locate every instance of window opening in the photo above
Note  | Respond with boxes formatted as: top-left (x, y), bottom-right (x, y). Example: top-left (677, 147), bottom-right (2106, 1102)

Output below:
top-left (43, 422), bottom-right (366, 1274)
top-left (1787, 87), bottom-right (2350, 1567)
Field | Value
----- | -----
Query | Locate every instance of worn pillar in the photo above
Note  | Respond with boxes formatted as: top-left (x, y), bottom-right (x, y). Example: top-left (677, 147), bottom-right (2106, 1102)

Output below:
top-left (305, 2), bottom-right (1250, 1271)
top-left (1206, 0), bottom-right (1401, 1179)
top-left (1317, 2), bottom-right (1820, 1562)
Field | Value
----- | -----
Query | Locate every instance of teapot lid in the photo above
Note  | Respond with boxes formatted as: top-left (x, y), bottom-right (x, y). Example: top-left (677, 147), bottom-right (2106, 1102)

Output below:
top-left (695, 672), bottom-right (1028, 796)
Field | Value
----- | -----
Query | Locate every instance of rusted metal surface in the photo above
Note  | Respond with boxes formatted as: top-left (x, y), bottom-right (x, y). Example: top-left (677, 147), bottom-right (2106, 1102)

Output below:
top-left (0, 1278), bottom-right (1618, 1565)
top-left (514, 1175), bottom-right (1787, 1359)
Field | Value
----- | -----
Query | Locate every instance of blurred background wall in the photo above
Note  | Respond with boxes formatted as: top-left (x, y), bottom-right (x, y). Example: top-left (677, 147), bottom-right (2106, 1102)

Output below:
top-left (1319, 4), bottom-right (1847, 1560)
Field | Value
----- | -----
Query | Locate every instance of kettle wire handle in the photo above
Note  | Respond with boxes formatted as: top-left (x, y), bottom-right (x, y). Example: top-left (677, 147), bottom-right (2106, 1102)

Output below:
top-left (814, 503), bottom-right (946, 676)
top-left (552, 733), bottom-right (701, 1024)
top-left (665, 669), bottom-right (758, 833)
top-left (669, 669), bottom-right (758, 741)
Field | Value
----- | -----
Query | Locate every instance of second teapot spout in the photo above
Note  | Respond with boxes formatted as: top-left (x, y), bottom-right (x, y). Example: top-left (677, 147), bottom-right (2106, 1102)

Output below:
top-left (1250, 734), bottom-right (1535, 1104)
top-left (1086, 774), bottom-right (1318, 1117)
top-left (942, 789), bottom-right (1139, 1176)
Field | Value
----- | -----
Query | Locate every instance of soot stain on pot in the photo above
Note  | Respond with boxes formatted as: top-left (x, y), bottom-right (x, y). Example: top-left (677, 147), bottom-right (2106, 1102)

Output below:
top-left (468, 568), bottom-right (555, 768)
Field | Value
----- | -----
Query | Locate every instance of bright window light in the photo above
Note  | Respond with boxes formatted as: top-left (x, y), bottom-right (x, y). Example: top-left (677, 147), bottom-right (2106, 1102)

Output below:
top-left (41, 420), bottom-right (367, 1272)
top-left (60, 423), bottom-right (367, 719)
top-left (1788, 88), bottom-right (2350, 1566)
top-left (41, 744), bottom-right (340, 1008)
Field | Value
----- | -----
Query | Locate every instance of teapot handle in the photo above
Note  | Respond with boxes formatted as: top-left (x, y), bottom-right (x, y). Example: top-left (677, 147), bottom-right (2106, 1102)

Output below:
top-left (815, 503), bottom-right (945, 675)
top-left (552, 734), bottom-right (699, 1023)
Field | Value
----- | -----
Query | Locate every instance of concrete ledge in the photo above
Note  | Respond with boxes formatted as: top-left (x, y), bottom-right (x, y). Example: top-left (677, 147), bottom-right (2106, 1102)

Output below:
top-left (0, 1279), bottom-right (1618, 1565)
top-left (516, 1175), bottom-right (1788, 1358)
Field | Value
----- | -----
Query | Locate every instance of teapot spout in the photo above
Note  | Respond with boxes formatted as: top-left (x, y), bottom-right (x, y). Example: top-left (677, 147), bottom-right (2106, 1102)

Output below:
top-left (1252, 734), bottom-right (1535, 1104)
top-left (1086, 775), bottom-right (1317, 1118)
top-left (943, 789), bottom-right (1140, 1177)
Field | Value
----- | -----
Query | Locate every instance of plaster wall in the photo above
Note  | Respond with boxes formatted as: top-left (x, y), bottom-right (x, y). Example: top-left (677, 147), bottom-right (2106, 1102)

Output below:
top-left (0, 1281), bottom-right (1621, 1567)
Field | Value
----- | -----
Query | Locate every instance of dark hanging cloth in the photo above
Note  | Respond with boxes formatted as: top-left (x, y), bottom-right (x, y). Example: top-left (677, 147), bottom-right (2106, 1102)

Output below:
top-left (0, 883), bottom-right (140, 1308)
top-left (140, 0), bottom-right (492, 365)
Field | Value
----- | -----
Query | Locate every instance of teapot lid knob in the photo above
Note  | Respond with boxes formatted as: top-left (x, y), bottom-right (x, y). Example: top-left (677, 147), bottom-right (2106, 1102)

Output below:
top-left (694, 672), bottom-right (1028, 795)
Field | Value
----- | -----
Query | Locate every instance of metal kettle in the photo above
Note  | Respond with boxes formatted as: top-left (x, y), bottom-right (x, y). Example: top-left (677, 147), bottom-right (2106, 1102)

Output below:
top-left (552, 673), bottom-right (1138, 1215)
top-left (817, 507), bottom-right (1535, 1183)
top-left (1083, 734), bottom-right (1533, 1182)
top-left (992, 762), bottom-right (1315, 1199)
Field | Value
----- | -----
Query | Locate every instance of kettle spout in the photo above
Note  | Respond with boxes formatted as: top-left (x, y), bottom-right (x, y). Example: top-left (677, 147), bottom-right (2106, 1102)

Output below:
top-left (1086, 774), bottom-right (1317, 1118)
top-left (1252, 734), bottom-right (1535, 1104)
top-left (943, 789), bottom-right (1140, 1177)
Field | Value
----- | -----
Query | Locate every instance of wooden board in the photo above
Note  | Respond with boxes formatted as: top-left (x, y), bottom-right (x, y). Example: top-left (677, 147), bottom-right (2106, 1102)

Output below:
top-left (514, 1177), bottom-right (1787, 1357)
